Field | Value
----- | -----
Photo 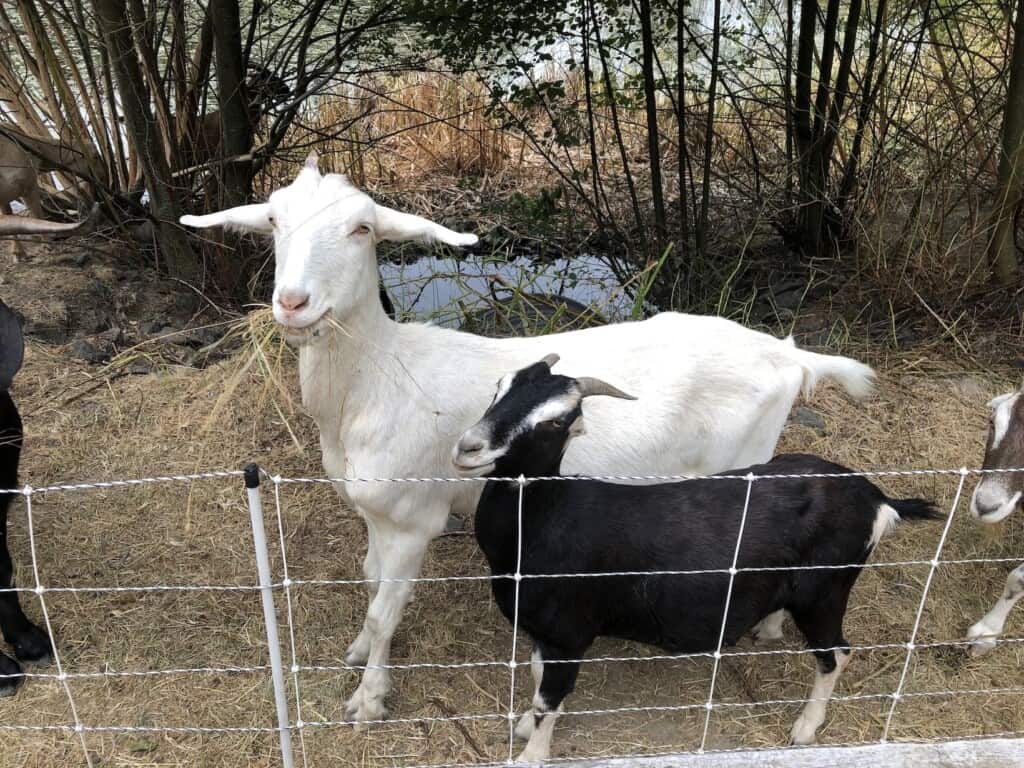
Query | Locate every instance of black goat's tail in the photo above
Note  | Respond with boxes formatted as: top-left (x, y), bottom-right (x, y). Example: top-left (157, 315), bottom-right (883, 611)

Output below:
top-left (869, 498), bottom-right (941, 549)
top-left (888, 498), bottom-right (942, 522)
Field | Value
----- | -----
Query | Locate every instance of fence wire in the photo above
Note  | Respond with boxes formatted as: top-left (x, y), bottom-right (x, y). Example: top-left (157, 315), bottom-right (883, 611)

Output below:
top-left (1, 464), bottom-right (1022, 768)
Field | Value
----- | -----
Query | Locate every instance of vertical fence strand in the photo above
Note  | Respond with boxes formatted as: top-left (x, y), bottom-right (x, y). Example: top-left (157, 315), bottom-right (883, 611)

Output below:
top-left (23, 486), bottom-right (94, 767)
top-left (699, 474), bottom-right (755, 753)
top-left (506, 475), bottom-right (527, 764)
top-left (881, 468), bottom-right (968, 743)
top-left (271, 475), bottom-right (309, 768)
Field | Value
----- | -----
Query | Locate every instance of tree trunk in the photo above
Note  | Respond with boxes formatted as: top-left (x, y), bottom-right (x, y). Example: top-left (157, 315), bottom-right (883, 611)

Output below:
top-left (987, 0), bottom-right (1024, 284)
top-left (676, 0), bottom-right (690, 260)
top-left (697, 0), bottom-right (721, 258)
top-left (210, 0), bottom-right (253, 207)
top-left (838, 0), bottom-right (889, 211)
top-left (93, 0), bottom-right (196, 279)
top-left (637, 0), bottom-right (666, 253)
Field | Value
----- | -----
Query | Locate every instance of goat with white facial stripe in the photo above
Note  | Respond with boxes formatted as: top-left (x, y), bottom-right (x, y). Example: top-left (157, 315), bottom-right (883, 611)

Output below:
top-left (967, 380), bottom-right (1024, 655)
top-left (459, 356), bottom-right (938, 763)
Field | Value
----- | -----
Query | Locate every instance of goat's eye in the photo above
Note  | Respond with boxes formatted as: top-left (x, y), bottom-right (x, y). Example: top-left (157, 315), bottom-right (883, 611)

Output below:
top-left (267, 215), bottom-right (276, 227)
top-left (546, 419), bottom-right (564, 430)
top-left (352, 224), bottom-right (371, 237)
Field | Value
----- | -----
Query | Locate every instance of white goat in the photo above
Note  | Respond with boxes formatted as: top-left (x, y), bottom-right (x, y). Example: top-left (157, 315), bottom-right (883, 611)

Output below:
top-left (180, 152), bottom-right (875, 723)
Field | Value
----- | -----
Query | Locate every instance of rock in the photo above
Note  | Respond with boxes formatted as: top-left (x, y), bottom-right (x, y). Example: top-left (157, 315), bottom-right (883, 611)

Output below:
top-left (97, 326), bottom-right (125, 345)
top-left (770, 278), bottom-right (805, 312)
top-left (141, 319), bottom-right (169, 336)
top-left (70, 338), bottom-right (113, 364)
top-left (192, 326), bottom-right (222, 347)
top-left (443, 513), bottom-right (467, 535)
top-left (126, 360), bottom-right (154, 375)
top-left (791, 406), bottom-right (826, 435)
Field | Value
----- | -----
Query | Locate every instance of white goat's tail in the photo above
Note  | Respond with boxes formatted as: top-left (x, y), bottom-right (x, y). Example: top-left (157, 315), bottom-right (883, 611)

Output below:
top-left (785, 341), bottom-right (876, 400)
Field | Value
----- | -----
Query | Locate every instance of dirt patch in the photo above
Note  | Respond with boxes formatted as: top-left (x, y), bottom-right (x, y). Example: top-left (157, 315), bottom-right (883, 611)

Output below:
top-left (0, 239), bottom-right (236, 373)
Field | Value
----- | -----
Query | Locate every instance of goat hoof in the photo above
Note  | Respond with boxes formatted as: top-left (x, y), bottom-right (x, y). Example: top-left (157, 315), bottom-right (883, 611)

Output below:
top-left (789, 716), bottom-right (819, 746)
top-left (0, 652), bottom-right (23, 697)
top-left (514, 712), bottom-right (535, 741)
top-left (345, 691), bottom-right (388, 724)
top-left (969, 637), bottom-right (997, 657)
top-left (12, 625), bottom-right (53, 664)
top-left (515, 747), bottom-right (548, 764)
top-left (967, 622), bottom-right (998, 657)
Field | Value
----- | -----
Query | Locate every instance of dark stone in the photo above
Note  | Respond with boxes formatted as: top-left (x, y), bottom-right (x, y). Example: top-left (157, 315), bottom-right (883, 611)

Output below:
top-left (443, 514), bottom-right (467, 534)
top-left (70, 338), bottom-right (112, 364)
top-left (770, 279), bottom-right (805, 312)
top-left (97, 326), bottom-right (124, 345)
top-left (22, 320), bottom-right (68, 345)
top-left (141, 320), bottom-right (169, 336)
top-left (193, 326), bottom-right (222, 346)
top-left (791, 406), bottom-right (826, 435)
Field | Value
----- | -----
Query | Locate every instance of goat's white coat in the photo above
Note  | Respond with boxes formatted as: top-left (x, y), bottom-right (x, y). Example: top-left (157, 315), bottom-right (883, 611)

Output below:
top-left (789, 649), bottom-right (850, 745)
top-left (868, 504), bottom-right (901, 550)
top-left (181, 159), bottom-right (876, 722)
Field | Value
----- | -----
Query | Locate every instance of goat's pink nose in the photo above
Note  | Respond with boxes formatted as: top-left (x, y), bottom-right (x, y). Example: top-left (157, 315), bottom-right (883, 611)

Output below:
top-left (277, 290), bottom-right (310, 312)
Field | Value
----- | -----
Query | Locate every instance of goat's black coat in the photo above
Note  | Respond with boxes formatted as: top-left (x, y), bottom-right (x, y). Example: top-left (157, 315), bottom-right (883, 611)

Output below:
top-left (478, 455), bottom-right (935, 660)
top-left (0, 301), bottom-right (50, 696)
top-left (471, 363), bottom-right (938, 730)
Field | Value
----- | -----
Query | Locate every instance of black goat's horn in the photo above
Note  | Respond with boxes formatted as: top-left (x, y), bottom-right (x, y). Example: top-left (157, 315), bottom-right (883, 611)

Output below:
top-left (576, 377), bottom-right (637, 401)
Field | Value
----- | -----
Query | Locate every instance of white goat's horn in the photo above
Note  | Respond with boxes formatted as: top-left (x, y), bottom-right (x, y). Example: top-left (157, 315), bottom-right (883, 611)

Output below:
top-left (540, 353), bottom-right (560, 369)
top-left (304, 150), bottom-right (319, 170)
top-left (576, 377), bottom-right (637, 401)
top-left (0, 204), bottom-right (98, 237)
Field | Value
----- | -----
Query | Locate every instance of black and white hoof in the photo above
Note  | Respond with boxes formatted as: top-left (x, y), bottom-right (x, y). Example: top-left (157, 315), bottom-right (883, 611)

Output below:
top-left (0, 652), bottom-right (23, 697)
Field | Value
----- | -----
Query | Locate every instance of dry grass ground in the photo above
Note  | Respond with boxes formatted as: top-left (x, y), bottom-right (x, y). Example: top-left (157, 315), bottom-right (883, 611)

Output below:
top-left (1, 257), bottom-right (1023, 768)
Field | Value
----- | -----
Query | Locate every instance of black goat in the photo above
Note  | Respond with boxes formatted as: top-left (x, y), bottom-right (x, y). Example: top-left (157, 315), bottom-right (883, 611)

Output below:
top-left (455, 355), bottom-right (938, 762)
top-left (0, 301), bottom-right (50, 696)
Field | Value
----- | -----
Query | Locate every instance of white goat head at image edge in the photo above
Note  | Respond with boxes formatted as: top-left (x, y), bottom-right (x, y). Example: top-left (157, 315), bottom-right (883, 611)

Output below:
top-left (180, 152), bottom-right (875, 726)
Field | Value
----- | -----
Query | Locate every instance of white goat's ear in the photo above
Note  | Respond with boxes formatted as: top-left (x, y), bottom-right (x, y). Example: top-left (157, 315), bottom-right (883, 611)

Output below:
top-left (179, 203), bottom-right (273, 234)
top-left (374, 204), bottom-right (478, 248)
top-left (304, 150), bottom-right (319, 171)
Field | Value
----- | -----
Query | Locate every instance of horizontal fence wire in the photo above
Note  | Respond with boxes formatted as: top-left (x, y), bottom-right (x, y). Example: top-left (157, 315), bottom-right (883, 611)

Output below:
top-left (3, 465), bottom-right (1023, 763)
top-left (4, 634), bottom-right (1024, 682)
top-left (5, 685), bottom-right (1024, 734)
top-left (3, 464), bottom-right (1023, 496)
top-left (5, 553), bottom-right (1023, 595)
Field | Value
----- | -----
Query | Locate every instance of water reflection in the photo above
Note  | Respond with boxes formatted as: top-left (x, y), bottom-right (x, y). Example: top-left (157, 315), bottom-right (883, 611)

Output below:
top-left (378, 252), bottom-right (633, 326)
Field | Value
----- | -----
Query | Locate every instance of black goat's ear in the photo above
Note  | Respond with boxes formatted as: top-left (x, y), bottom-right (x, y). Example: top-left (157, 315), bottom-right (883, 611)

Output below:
top-left (0, 301), bottom-right (24, 391)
